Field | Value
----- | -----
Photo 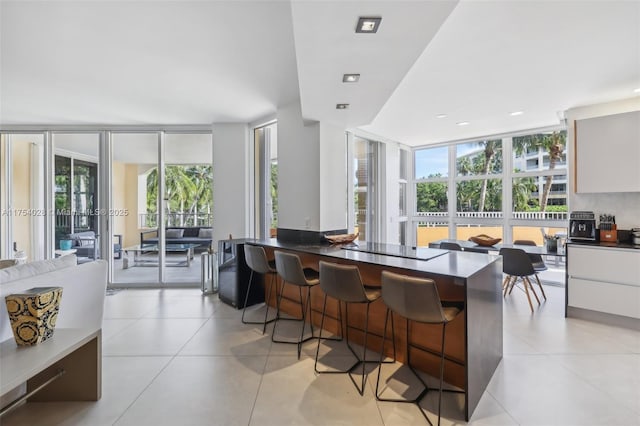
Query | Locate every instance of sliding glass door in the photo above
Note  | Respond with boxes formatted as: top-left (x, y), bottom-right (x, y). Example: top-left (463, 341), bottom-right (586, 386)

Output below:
top-left (110, 131), bottom-right (213, 286)
top-left (0, 133), bottom-right (46, 261)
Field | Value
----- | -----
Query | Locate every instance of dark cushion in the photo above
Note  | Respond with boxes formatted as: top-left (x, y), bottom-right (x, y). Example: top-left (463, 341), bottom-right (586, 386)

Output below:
top-left (198, 228), bottom-right (213, 238)
top-left (166, 229), bottom-right (184, 239)
top-left (181, 227), bottom-right (200, 238)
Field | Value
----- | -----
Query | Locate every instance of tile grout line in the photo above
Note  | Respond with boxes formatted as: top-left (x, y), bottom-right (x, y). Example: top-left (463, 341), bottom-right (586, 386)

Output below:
top-left (110, 312), bottom-right (214, 425)
top-left (246, 335), bottom-right (272, 426)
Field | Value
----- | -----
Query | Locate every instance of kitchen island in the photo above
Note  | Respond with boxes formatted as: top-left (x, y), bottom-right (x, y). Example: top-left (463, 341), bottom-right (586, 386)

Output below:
top-left (248, 239), bottom-right (503, 421)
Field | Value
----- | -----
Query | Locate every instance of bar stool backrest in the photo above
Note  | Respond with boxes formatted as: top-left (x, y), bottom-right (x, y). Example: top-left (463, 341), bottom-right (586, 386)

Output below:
top-left (245, 245), bottom-right (273, 275)
top-left (499, 247), bottom-right (535, 276)
top-left (440, 242), bottom-right (462, 251)
top-left (274, 251), bottom-right (310, 287)
top-left (319, 261), bottom-right (368, 303)
top-left (381, 271), bottom-right (447, 324)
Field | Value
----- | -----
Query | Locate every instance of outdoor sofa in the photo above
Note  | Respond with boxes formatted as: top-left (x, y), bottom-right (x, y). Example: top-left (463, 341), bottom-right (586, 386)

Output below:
top-left (140, 227), bottom-right (213, 251)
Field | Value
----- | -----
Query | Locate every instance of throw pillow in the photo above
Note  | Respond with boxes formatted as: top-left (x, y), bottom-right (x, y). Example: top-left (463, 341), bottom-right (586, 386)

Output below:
top-left (198, 228), bottom-right (213, 238)
top-left (166, 229), bottom-right (184, 239)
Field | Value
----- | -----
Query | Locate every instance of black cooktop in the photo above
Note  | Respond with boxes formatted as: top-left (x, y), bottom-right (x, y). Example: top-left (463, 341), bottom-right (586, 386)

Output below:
top-left (342, 242), bottom-right (449, 261)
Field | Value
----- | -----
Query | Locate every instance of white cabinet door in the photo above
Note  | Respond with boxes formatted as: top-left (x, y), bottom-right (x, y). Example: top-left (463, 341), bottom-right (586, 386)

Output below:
top-left (568, 245), bottom-right (640, 319)
top-left (575, 111), bottom-right (640, 193)
top-left (568, 277), bottom-right (640, 319)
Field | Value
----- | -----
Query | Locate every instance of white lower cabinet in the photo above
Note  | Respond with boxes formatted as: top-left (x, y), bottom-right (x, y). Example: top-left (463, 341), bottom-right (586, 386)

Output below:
top-left (567, 245), bottom-right (640, 319)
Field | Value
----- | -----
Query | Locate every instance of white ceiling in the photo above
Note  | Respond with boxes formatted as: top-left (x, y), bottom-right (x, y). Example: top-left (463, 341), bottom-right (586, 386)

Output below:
top-left (1, 0), bottom-right (639, 147)
top-left (362, 0), bottom-right (640, 145)
top-left (0, 0), bottom-right (300, 125)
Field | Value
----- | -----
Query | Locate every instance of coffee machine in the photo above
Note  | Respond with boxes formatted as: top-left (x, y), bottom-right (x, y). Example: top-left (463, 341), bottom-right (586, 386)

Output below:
top-left (569, 211), bottom-right (596, 241)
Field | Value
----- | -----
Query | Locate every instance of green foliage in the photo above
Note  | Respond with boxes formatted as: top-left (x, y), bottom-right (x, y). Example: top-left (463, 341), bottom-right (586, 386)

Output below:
top-left (512, 131), bottom-right (566, 211)
top-left (456, 179), bottom-right (502, 212)
top-left (416, 180), bottom-right (447, 212)
top-left (521, 204), bottom-right (568, 212)
top-left (146, 165), bottom-right (213, 223)
top-left (512, 176), bottom-right (538, 211)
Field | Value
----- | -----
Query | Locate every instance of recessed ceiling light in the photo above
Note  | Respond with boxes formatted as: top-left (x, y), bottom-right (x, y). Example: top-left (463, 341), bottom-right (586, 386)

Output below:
top-left (436, 114), bottom-right (447, 119)
top-left (356, 17), bottom-right (381, 33)
top-left (336, 103), bottom-right (350, 109)
top-left (343, 74), bottom-right (360, 83)
top-left (457, 121), bottom-right (470, 126)
top-left (634, 88), bottom-right (640, 93)
top-left (510, 111), bottom-right (524, 116)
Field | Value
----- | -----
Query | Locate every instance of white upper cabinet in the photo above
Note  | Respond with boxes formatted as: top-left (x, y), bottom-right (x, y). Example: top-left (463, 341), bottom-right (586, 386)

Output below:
top-left (575, 110), bottom-right (640, 193)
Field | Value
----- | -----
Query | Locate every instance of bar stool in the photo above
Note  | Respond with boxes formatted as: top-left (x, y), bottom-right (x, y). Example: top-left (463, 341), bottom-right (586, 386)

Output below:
top-left (242, 244), bottom-right (278, 334)
top-left (272, 251), bottom-right (321, 359)
top-left (375, 271), bottom-right (463, 426)
top-left (513, 240), bottom-right (547, 300)
top-left (499, 247), bottom-right (540, 313)
top-left (314, 261), bottom-right (395, 395)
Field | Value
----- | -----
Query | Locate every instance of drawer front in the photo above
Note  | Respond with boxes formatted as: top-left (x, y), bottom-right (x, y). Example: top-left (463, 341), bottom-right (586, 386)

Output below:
top-left (568, 277), bottom-right (640, 319)
top-left (568, 246), bottom-right (640, 287)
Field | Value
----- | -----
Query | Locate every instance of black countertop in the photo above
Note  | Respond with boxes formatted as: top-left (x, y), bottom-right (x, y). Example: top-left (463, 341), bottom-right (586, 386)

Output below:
top-left (342, 242), bottom-right (448, 261)
top-left (248, 239), bottom-right (501, 279)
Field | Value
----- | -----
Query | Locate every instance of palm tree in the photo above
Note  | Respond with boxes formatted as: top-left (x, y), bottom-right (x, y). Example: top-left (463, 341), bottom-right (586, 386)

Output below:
top-left (146, 166), bottom-right (198, 226)
top-left (185, 165), bottom-right (213, 225)
top-left (512, 131), bottom-right (565, 211)
top-left (478, 140), bottom-right (499, 212)
top-left (512, 176), bottom-right (537, 211)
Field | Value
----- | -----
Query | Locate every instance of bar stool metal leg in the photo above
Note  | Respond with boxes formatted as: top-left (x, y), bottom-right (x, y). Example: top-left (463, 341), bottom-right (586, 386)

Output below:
top-left (271, 279), bottom-right (318, 359)
top-left (242, 269), bottom-right (277, 334)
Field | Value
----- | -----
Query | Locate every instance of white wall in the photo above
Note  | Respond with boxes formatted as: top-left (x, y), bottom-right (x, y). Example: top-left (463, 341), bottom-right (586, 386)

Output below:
top-left (566, 97), bottom-right (640, 229)
top-left (319, 122), bottom-right (347, 231)
top-left (212, 123), bottom-right (250, 242)
top-left (277, 100), bottom-right (321, 231)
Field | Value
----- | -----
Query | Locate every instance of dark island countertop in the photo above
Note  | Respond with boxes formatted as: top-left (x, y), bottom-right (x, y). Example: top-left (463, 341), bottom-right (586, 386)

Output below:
top-left (248, 238), bottom-right (501, 279)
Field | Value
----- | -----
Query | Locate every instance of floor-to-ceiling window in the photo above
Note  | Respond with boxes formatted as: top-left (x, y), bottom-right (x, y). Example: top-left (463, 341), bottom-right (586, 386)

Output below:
top-left (411, 128), bottom-right (568, 261)
top-left (52, 133), bottom-right (101, 262)
top-left (348, 134), bottom-right (381, 243)
top-left (110, 131), bottom-right (213, 286)
top-left (397, 148), bottom-right (409, 245)
top-left (254, 122), bottom-right (277, 239)
top-left (0, 133), bottom-right (46, 261)
top-left (414, 145), bottom-right (449, 246)
top-left (454, 139), bottom-right (504, 240)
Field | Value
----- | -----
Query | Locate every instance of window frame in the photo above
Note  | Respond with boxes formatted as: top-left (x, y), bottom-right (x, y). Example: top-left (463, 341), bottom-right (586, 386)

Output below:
top-left (409, 126), bottom-right (568, 247)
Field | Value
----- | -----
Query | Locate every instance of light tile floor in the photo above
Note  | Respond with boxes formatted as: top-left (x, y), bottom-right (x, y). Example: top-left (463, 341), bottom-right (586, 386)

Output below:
top-left (3, 284), bottom-right (639, 425)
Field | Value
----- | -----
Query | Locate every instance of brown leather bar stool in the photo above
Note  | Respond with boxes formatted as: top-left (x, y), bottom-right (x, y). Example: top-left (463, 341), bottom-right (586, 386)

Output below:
top-left (314, 261), bottom-right (395, 395)
top-left (375, 271), bottom-right (463, 426)
top-left (499, 247), bottom-right (541, 313)
top-left (242, 244), bottom-right (278, 334)
top-left (513, 239), bottom-right (547, 300)
top-left (272, 251), bottom-right (322, 359)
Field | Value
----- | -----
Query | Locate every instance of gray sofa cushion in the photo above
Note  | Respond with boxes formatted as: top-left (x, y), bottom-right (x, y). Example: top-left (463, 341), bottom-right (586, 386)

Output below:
top-left (166, 229), bottom-right (185, 239)
top-left (198, 228), bottom-right (213, 238)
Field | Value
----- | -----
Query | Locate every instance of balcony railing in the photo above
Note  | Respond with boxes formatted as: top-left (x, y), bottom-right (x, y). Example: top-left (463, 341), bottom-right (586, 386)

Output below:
top-left (416, 211), bottom-right (568, 220)
top-left (55, 211), bottom-right (96, 232)
top-left (139, 213), bottom-right (213, 229)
